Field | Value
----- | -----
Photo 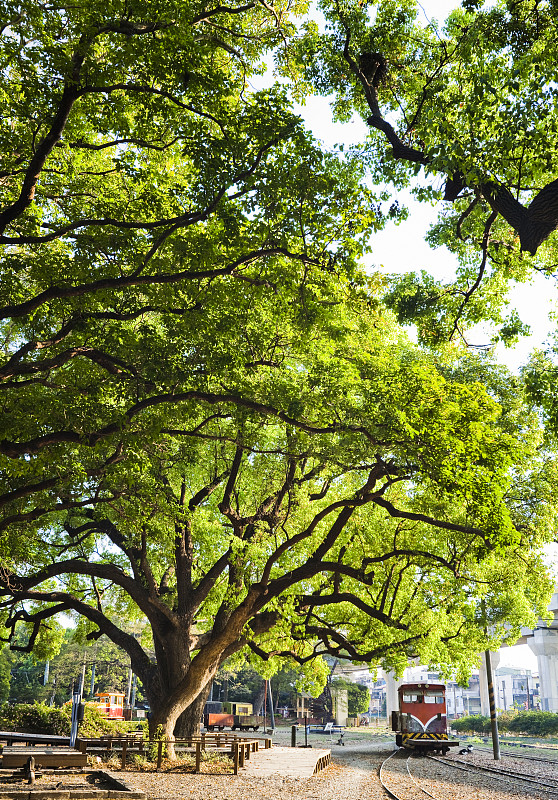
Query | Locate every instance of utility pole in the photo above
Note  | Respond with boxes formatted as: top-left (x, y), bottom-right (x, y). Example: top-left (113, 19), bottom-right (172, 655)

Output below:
top-left (263, 679), bottom-right (268, 734)
top-left (485, 650), bottom-right (501, 761)
top-left (268, 678), bottom-right (275, 731)
top-left (49, 676), bottom-right (57, 706)
top-left (126, 666), bottom-right (133, 707)
top-left (89, 662), bottom-right (96, 699)
top-left (79, 659), bottom-right (86, 700)
top-left (90, 644), bottom-right (98, 698)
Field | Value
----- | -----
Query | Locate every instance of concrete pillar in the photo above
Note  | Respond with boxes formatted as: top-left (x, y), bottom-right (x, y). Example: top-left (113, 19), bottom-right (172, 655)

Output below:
top-left (385, 672), bottom-right (402, 717)
top-left (527, 591), bottom-right (558, 711)
top-left (330, 686), bottom-right (348, 726)
top-left (478, 651), bottom-right (500, 716)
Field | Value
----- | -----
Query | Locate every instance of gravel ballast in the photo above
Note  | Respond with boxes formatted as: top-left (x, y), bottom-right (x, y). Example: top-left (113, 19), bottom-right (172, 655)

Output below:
top-left (4, 731), bottom-right (557, 799)
top-left (121, 740), bottom-right (558, 800)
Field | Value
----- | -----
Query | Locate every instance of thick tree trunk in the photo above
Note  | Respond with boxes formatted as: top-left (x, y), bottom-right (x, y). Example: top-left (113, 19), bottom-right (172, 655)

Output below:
top-left (143, 637), bottom-right (235, 755)
top-left (137, 589), bottom-right (263, 757)
top-left (174, 683), bottom-right (212, 738)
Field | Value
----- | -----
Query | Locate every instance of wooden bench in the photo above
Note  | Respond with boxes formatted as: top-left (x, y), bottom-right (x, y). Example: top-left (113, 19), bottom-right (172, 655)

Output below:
top-left (1, 746), bottom-right (87, 769)
top-left (60, 732), bottom-right (269, 774)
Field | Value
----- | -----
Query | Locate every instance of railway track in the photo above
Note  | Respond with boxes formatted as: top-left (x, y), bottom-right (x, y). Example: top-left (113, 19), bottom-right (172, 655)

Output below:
top-left (427, 753), bottom-right (558, 797)
top-left (460, 738), bottom-right (558, 753)
top-left (379, 750), bottom-right (440, 799)
top-left (380, 747), bottom-right (558, 799)
top-left (472, 743), bottom-right (558, 764)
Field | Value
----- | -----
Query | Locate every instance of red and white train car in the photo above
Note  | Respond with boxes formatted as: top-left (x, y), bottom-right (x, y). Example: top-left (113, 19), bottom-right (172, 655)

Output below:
top-left (391, 683), bottom-right (459, 754)
top-left (93, 691), bottom-right (125, 719)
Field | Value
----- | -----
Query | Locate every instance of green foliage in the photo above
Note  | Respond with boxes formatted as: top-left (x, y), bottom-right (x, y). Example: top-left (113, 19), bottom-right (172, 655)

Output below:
top-left (0, 649), bottom-right (11, 702)
top-left (76, 703), bottom-right (131, 737)
top-left (507, 711), bottom-right (558, 737)
top-left (148, 725), bottom-right (168, 761)
top-left (292, 0), bottom-right (558, 343)
top-left (451, 710), bottom-right (558, 737)
top-left (331, 678), bottom-right (369, 716)
top-left (452, 714), bottom-right (491, 734)
top-left (0, 702), bottom-right (70, 735)
top-left (0, 700), bottom-right (130, 737)
top-left (6, 630), bottom-right (140, 707)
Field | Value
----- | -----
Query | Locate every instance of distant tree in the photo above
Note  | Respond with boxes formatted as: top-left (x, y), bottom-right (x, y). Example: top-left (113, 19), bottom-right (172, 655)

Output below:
top-left (6, 627), bottom-right (142, 706)
top-left (332, 677), bottom-right (369, 717)
top-left (6, 652), bottom-right (46, 705)
top-left (0, 648), bottom-right (11, 702)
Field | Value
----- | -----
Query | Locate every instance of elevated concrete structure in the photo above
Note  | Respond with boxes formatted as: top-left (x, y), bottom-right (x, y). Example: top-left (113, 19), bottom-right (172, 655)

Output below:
top-left (385, 671), bottom-right (401, 719)
top-left (522, 591), bottom-right (558, 711)
top-left (474, 589), bottom-right (558, 712)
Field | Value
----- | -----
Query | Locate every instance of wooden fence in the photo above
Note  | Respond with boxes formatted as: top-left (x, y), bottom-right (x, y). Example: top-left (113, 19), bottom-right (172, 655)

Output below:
top-left (81, 732), bottom-right (272, 774)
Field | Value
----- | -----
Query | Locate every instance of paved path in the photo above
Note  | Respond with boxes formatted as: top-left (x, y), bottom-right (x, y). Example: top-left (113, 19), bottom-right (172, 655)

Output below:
top-left (242, 745), bottom-right (331, 778)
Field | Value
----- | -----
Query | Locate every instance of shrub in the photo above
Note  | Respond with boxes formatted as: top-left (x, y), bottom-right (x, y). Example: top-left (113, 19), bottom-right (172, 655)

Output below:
top-left (507, 711), bottom-right (558, 737)
top-left (0, 702), bottom-right (69, 734)
top-left (452, 714), bottom-right (490, 734)
top-left (76, 703), bottom-right (131, 737)
top-left (0, 701), bottom-right (132, 737)
top-left (496, 710), bottom-right (516, 733)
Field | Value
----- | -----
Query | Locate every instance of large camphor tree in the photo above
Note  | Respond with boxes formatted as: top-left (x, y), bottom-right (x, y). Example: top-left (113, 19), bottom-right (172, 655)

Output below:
top-left (0, 0), bottom-right (557, 742)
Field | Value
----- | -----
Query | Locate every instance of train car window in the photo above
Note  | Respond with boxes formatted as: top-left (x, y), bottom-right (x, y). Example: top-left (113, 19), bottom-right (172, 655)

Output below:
top-left (402, 694), bottom-right (422, 703)
top-left (424, 694), bottom-right (444, 704)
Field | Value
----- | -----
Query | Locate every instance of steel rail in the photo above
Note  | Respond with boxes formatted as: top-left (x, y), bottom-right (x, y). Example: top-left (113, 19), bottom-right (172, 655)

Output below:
top-left (472, 743), bottom-right (558, 764)
top-left (379, 749), bottom-right (441, 800)
top-left (379, 749), bottom-right (404, 800)
top-left (428, 754), bottom-right (558, 796)
top-left (451, 754), bottom-right (558, 787)
top-left (460, 736), bottom-right (558, 752)
top-left (405, 753), bottom-right (439, 799)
